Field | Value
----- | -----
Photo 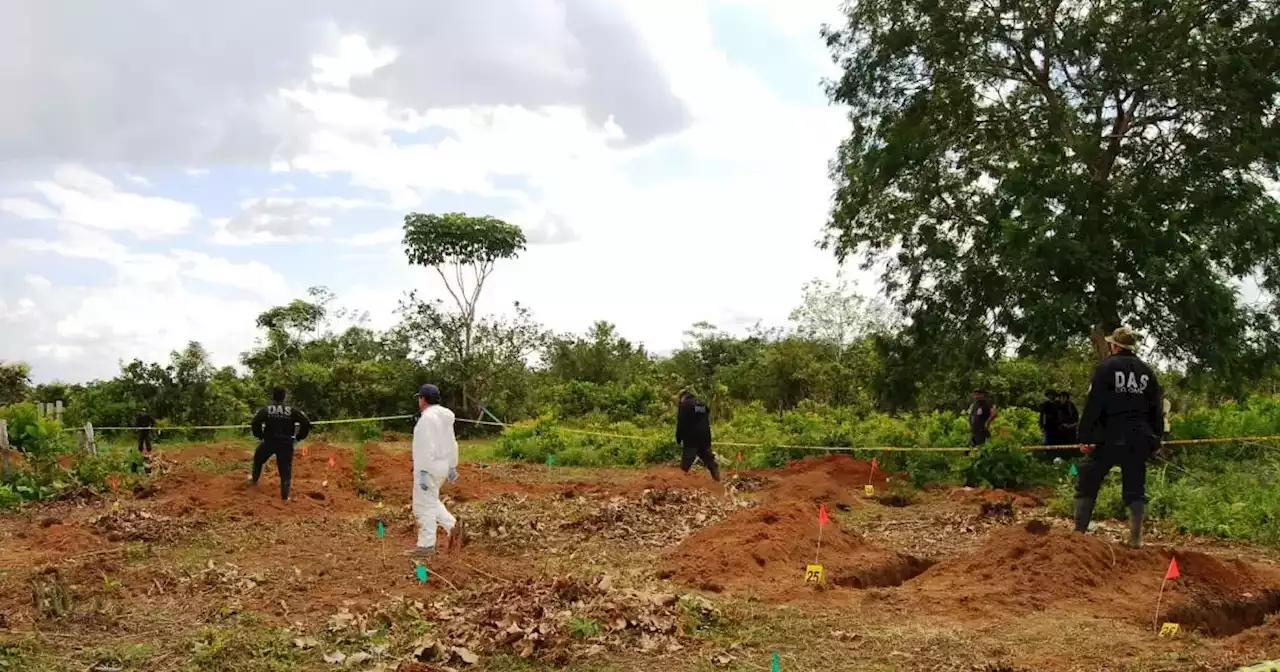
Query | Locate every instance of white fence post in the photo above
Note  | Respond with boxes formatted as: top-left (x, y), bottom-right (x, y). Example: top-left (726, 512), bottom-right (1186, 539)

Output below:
top-left (83, 422), bottom-right (97, 456)
top-left (0, 420), bottom-right (10, 480)
top-left (54, 400), bottom-right (64, 423)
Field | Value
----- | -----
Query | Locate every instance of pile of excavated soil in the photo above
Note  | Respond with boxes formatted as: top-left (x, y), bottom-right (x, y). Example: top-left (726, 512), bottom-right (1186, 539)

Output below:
top-left (660, 500), bottom-right (929, 594)
top-left (759, 455), bottom-right (891, 509)
top-left (947, 487), bottom-right (1044, 510)
top-left (908, 521), bottom-right (1280, 628)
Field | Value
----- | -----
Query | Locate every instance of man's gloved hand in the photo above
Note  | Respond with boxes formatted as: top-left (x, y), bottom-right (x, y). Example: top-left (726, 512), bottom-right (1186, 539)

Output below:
top-left (1080, 443), bottom-right (1094, 456)
top-left (418, 470), bottom-right (430, 491)
top-left (447, 468), bottom-right (459, 483)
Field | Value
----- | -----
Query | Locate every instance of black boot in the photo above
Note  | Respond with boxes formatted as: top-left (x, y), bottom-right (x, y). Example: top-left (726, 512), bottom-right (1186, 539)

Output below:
top-left (1128, 501), bottom-right (1145, 549)
top-left (1074, 498), bottom-right (1096, 533)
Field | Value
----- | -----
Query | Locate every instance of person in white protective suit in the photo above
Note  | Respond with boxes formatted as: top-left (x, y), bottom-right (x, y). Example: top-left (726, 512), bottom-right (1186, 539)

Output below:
top-left (409, 384), bottom-right (466, 556)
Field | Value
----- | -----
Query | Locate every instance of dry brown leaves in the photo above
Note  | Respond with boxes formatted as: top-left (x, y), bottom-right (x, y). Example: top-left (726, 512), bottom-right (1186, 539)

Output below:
top-left (385, 573), bottom-right (710, 665)
top-left (861, 511), bottom-right (1020, 559)
top-left (89, 508), bottom-right (194, 543)
top-left (181, 559), bottom-right (269, 595)
top-left (559, 488), bottom-right (732, 548)
top-left (460, 488), bottom-right (733, 552)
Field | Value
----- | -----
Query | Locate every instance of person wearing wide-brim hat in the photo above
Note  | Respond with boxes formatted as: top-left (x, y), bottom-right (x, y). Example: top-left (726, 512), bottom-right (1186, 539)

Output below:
top-left (1074, 327), bottom-right (1165, 548)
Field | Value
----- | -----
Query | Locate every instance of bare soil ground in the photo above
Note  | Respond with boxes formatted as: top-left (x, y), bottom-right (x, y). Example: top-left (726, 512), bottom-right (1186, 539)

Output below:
top-left (1, 444), bottom-right (1278, 671)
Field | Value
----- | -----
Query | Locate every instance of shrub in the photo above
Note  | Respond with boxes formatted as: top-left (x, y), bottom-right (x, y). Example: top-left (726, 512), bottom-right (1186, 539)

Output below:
top-left (960, 437), bottom-right (1046, 489)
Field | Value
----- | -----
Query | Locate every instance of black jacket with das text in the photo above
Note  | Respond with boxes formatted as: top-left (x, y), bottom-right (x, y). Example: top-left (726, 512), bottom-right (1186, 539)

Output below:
top-left (675, 397), bottom-right (712, 447)
top-left (251, 403), bottom-right (312, 445)
top-left (1078, 351), bottom-right (1164, 447)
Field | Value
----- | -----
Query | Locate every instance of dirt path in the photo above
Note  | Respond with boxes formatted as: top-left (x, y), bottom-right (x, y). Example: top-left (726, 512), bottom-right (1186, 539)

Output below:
top-left (0, 444), bottom-right (1276, 671)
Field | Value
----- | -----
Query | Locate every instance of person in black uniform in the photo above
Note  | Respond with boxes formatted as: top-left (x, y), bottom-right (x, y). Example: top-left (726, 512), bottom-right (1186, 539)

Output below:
top-left (969, 390), bottom-right (997, 448)
top-left (675, 390), bottom-right (720, 482)
top-left (133, 408), bottom-right (156, 473)
top-left (1074, 327), bottom-right (1164, 548)
top-left (1037, 391), bottom-right (1059, 448)
top-left (250, 387), bottom-right (312, 501)
top-left (1057, 391), bottom-right (1080, 445)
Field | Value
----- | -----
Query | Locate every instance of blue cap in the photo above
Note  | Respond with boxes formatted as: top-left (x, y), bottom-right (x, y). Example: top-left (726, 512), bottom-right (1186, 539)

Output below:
top-left (416, 384), bottom-right (441, 404)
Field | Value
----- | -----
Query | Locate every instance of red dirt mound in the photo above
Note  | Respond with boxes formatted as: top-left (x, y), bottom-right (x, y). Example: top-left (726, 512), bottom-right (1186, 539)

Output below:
top-left (154, 442), bottom-right (376, 520)
top-left (761, 455), bottom-right (890, 508)
top-left (660, 500), bottom-right (929, 594)
top-left (909, 522), bottom-right (1280, 626)
top-left (947, 487), bottom-right (1044, 510)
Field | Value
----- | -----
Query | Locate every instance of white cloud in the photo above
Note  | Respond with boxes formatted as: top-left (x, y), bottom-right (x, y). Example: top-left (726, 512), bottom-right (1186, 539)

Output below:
top-left (5, 166), bottom-right (200, 240)
top-left (0, 1), bottom-right (688, 166)
top-left (0, 197), bottom-right (58, 220)
top-left (1, 0), bottom-right (861, 383)
top-left (212, 198), bottom-right (332, 245)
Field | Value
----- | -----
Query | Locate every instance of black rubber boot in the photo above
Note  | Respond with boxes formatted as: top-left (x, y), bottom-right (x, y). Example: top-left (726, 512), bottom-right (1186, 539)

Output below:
top-left (1128, 501), bottom-right (1145, 549)
top-left (1074, 498), bottom-right (1096, 533)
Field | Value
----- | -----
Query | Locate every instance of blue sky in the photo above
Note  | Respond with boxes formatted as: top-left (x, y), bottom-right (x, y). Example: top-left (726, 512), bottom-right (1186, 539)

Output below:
top-left (0, 0), bottom-right (859, 383)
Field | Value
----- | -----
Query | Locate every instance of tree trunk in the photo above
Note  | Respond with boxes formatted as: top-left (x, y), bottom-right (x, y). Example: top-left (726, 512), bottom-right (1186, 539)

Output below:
top-left (1089, 318), bottom-right (1121, 361)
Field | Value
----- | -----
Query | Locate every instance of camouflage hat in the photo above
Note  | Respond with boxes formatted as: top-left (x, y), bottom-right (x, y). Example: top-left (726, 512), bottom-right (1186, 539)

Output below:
top-left (1105, 327), bottom-right (1140, 351)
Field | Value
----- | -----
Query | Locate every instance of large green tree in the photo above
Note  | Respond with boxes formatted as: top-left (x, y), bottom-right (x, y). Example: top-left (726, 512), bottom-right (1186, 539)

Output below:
top-left (822, 0), bottom-right (1280, 381)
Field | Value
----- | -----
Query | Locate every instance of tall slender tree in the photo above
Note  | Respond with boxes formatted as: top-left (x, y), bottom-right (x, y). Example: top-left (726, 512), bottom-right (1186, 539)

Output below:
top-left (402, 212), bottom-right (527, 414)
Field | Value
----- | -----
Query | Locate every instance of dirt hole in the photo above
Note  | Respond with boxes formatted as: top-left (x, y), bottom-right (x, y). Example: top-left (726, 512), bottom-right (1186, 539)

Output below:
top-left (1164, 589), bottom-right (1280, 637)
top-left (1024, 520), bottom-right (1051, 535)
top-left (832, 555), bottom-right (935, 589)
top-left (874, 493), bottom-right (915, 508)
top-left (759, 512), bottom-right (780, 524)
top-left (307, 492), bottom-right (326, 501)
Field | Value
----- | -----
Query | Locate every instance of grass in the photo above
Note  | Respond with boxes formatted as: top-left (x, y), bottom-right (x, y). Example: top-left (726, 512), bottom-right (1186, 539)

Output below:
top-left (188, 614), bottom-right (309, 672)
top-left (1048, 452), bottom-right (1280, 545)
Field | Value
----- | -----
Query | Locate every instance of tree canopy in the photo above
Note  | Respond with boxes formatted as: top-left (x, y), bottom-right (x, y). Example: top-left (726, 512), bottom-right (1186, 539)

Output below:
top-left (822, 0), bottom-right (1280, 382)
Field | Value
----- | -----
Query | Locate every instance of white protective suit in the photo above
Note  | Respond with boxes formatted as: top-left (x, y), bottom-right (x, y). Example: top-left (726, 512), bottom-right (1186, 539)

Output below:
top-left (411, 404), bottom-right (459, 548)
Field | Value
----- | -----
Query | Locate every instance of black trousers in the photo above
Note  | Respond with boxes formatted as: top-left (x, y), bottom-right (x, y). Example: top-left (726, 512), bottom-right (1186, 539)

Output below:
top-left (252, 440), bottom-right (295, 500)
top-left (1075, 439), bottom-right (1153, 505)
top-left (680, 441), bottom-right (720, 481)
top-left (137, 430), bottom-right (153, 453)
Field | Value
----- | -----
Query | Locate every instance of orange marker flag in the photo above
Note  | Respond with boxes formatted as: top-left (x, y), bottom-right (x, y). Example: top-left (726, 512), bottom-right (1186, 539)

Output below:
top-left (737, 451), bottom-right (743, 462)
top-left (301, 445), bottom-right (309, 457)
top-left (818, 504), bottom-right (830, 526)
top-left (871, 457), bottom-right (878, 470)
top-left (1154, 556), bottom-right (1181, 632)
top-left (327, 455), bottom-right (336, 468)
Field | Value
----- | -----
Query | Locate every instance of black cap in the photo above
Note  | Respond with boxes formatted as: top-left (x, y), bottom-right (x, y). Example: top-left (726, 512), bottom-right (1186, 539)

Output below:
top-left (416, 384), bottom-right (442, 404)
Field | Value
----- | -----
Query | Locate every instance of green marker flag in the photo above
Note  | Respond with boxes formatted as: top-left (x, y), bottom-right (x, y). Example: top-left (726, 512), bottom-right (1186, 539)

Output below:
top-left (1069, 464), bottom-right (1079, 477)
top-left (771, 652), bottom-right (781, 672)
top-left (415, 565), bottom-right (428, 583)
top-left (546, 454), bottom-right (556, 466)
top-left (376, 520), bottom-right (385, 539)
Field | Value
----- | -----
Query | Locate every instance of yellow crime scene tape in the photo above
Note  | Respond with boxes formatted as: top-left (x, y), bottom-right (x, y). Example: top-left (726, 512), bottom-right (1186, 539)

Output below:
top-left (71, 413), bottom-right (1280, 455)
top-left (1236, 663), bottom-right (1280, 672)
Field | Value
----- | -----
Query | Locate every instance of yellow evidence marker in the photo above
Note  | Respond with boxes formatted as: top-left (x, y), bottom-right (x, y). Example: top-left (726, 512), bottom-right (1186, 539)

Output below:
top-left (805, 564), bottom-right (824, 585)
top-left (864, 484), bottom-right (875, 497)
top-left (1159, 623), bottom-right (1180, 638)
